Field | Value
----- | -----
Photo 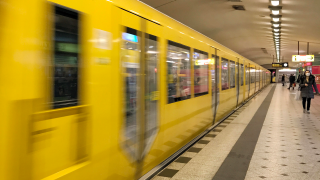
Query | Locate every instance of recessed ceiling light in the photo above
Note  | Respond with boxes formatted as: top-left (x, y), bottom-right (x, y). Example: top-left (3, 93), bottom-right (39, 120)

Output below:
top-left (273, 18), bottom-right (280, 22)
top-left (271, 0), bottom-right (280, 6)
top-left (274, 33), bottom-right (280, 36)
top-left (274, 29), bottom-right (280, 32)
top-left (273, 24), bottom-right (280, 27)
top-left (272, 10), bottom-right (280, 15)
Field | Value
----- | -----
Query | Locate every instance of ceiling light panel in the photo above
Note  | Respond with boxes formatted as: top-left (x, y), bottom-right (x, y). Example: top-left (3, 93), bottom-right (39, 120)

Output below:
top-left (272, 10), bottom-right (280, 15)
top-left (271, 0), bottom-right (280, 6)
top-left (273, 18), bottom-right (280, 22)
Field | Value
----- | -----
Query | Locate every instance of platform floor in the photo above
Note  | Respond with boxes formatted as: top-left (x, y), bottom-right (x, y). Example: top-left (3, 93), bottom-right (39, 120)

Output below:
top-left (152, 84), bottom-right (320, 180)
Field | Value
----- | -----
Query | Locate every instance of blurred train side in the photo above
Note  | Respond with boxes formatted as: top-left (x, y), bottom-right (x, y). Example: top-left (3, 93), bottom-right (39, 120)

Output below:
top-left (0, 0), bottom-right (271, 180)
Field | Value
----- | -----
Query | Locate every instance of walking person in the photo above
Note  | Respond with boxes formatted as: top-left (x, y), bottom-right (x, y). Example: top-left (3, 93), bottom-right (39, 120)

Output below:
top-left (288, 74), bottom-right (295, 90)
top-left (282, 74), bottom-right (285, 86)
top-left (299, 70), bottom-right (320, 114)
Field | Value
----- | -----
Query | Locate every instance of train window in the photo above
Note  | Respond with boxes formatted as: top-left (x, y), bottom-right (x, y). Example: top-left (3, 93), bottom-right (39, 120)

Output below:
top-left (221, 58), bottom-right (229, 90)
top-left (230, 61), bottom-right (235, 88)
top-left (240, 64), bottom-right (244, 86)
top-left (53, 6), bottom-right (79, 108)
top-left (167, 41), bottom-right (191, 104)
top-left (194, 49), bottom-right (208, 97)
top-left (212, 55), bottom-right (220, 89)
top-left (121, 27), bottom-right (140, 148)
top-left (245, 65), bottom-right (249, 85)
top-left (145, 34), bottom-right (158, 146)
top-left (250, 68), bottom-right (255, 83)
top-left (256, 69), bottom-right (259, 82)
top-left (216, 56), bottom-right (220, 87)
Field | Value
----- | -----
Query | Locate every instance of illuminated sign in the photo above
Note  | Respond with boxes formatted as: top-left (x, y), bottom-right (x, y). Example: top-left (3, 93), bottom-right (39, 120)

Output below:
top-left (122, 33), bottom-right (138, 43)
top-left (272, 62), bottom-right (289, 68)
top-left (195, 59), bottom-right (214, 65)
top-left (292, 55), bottom-right (314, 62)
top-left (302, 62), bottom-right (312, 67)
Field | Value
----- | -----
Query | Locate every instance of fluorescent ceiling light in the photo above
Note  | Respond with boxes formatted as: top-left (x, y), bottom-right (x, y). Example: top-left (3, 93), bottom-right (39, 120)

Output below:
top-left (273, 18), bottom-right (280, 22)
top-left (274, 33), bottom-right (280, 36)
top-left (271, 1), bottom-right (280, 6)
top-left (273, 24), bottom-right (280, 27)
top-left (274, 36), bottom-right (280, 39)
top-left (274, 29), bottom-right (280, 32)
top-left (272, 10), bottom-right (280, 15)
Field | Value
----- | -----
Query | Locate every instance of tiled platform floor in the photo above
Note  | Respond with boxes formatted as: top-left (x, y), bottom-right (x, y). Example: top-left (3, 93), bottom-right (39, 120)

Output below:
top-left (246, 84), bottom-right (320, 180)
top-left (152, 84), bottom-right (320, 180)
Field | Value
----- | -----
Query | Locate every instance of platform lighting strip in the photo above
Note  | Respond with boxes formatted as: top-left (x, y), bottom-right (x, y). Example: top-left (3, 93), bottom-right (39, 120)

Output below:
top-left (269, 0), bottom-right (282, 62)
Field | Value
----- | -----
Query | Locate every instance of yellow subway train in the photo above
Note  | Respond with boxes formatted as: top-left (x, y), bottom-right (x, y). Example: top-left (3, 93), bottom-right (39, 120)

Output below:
top-left (0, 0), bottom-right (270, 179)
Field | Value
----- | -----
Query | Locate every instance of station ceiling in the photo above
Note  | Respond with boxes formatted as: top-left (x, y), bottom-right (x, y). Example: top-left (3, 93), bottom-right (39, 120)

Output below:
top-left (140, 0), bottom-right (320, 67)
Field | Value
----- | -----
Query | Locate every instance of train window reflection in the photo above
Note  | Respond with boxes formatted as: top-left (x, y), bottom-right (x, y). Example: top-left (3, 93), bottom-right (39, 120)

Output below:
top-left (144, 34), bottom-right (158, 151)
top-left (251, 68), bottom-right (255, 83)
top-left (246, 65), bottom-right (249, 85)
top-left (221, 58), bottom-right (229, 90)
top-left (240, 64), bottom-right (244, 86)
top-left (53, 6), bottom-right (79, 108)
top-left (212, 55), bottom-right (219, 93)
top-left (122, 27), bottom-right (140, 152)
top-left (167, 41), bottom-right (191, 104)
top-left (230, 61), bottom-right (235, 88)
top-left (194, 49), bottom-right (208, 97)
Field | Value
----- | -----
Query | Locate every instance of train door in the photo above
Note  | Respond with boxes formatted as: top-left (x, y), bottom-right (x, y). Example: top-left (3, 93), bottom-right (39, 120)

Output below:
top-left (212, 49), bottom-right (220, 123)
top-left (119, 10), bottom-right (160, 179)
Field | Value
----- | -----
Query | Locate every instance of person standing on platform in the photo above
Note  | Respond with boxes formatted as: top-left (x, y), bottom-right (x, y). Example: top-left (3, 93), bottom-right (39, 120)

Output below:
top-left (288, 74), bottom-right (295, 90)
top-left (299, 70), bottom-right (320, 114)
top-left (282, 74), bottom-right (285, 86)
top-left (297, 73), bottom-right (301, 83)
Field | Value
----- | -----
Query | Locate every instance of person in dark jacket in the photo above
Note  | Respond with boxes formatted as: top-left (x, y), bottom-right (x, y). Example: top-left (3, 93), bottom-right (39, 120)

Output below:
top-left (288, 74), bottom-right (295, 90)
top-left (282, 74), bottom-right (285, 86)
top-left (296, 73), bottom-right (301, 83)
top-left (299, 70), bottom-right (320, 114)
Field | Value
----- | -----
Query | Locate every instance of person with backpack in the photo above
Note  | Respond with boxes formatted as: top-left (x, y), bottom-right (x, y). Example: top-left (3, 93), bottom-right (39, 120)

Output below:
top-left (299, 70), bottom-right (320, 114)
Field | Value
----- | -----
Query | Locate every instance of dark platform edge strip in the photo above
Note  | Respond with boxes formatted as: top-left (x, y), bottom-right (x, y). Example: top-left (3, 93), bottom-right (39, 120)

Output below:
top-left (212, 85), bottom-right (276, 180)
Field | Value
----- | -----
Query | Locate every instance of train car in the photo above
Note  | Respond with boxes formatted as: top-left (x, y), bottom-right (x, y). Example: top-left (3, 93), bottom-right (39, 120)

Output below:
top-left (0, 0), bottom-right (270, 179)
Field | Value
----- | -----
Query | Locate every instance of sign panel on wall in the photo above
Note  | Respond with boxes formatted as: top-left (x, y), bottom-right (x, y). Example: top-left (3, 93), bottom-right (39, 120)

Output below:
top-left (272, 62), bottom-right (289, 68)
top-left (292, 55), bottom-right (314, 62)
